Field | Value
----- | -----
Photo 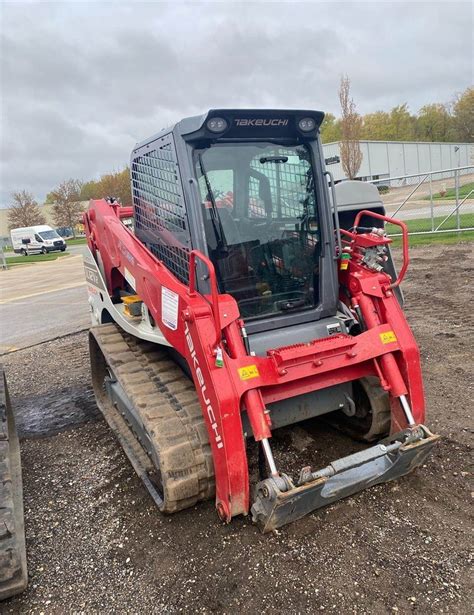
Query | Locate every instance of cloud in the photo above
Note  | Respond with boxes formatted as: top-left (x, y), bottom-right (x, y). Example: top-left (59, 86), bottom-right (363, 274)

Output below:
top-left (1, 1), bottom-right (472, 203)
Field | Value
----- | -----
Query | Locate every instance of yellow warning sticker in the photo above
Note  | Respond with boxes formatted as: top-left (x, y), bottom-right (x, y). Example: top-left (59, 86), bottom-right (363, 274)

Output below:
top-left (238, 365), bottom-right (260, 381)
top-left (340, 261), bottom-right (349, 270)
top-left (380, 331), bottom-right (397, 344)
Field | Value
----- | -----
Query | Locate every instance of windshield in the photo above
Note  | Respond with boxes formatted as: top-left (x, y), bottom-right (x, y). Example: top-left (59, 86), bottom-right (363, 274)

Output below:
top-left (39, 230), bottom-right (60, 240)
top-left (195, 141), bottom-right (321, 319)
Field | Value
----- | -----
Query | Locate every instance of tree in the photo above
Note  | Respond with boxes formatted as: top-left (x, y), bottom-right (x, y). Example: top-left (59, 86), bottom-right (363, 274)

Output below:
top-left (320, 113), bottom-right (341, 143)
top-left (97, 168), bottom-right (132, 205)
top-left (338, 75), bottom-right (363, 179)
top-left (79, 167), bottom-right (132, 206)
top-left (451, 87), bottom-right (474, 142)
top-left (388, 104), bottom-right (415, 141)
top-left (7, 191), bottom-right (46, 230)
top-left (416, 104), bottom-right (453, 142)
top-left (362, 111), bottom-right (392, 140)
top-left (50, 179), bottom-right (84, 237)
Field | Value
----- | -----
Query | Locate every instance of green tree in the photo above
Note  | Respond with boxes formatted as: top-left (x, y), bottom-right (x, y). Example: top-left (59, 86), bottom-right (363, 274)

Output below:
top-left (97, 168), bottom-right (132, 205)
top-left (7, 190), bottom-right (46, 230)
top-left (388, 104), bottom-right (415, 141)
top-left (320, 113), bottom-right (341, 143)
top-left (79, 168), bottom-right (132, 205)
top-left (416, 104), bottom-right (453, 141)
top-left (361, 111), bottom-right (392, 140)
top-left (451, 87), bottom-right (474, 142)
top-left (50, 179), bottom-right (84, 237)
top-left (79, 181), bottom-right (98, 201)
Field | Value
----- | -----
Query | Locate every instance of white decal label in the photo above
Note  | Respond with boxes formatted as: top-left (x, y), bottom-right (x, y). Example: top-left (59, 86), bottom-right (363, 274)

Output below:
top-left (161, 287), bottom-right (179, 330)
top-left (124, 267), bottom-right (136, 291)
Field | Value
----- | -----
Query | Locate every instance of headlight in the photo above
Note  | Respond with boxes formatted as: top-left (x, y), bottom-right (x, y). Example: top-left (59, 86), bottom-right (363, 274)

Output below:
top-left (207, 117), bottom-right (228, 133)
top-left (298, 117), bottom-right (316, 132)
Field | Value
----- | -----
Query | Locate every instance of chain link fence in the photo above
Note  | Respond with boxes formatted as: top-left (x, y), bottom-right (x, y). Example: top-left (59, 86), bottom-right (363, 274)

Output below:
top-left (369, 166), bottom-right (474, 236)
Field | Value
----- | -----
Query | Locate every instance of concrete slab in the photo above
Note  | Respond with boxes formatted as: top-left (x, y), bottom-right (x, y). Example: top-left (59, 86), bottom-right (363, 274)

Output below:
top-left (0, 255), bottom-right (90, 352)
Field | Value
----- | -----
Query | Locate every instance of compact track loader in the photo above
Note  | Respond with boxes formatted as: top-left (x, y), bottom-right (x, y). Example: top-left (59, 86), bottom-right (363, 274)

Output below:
top-left (83, 109), bottom-right (438, 531)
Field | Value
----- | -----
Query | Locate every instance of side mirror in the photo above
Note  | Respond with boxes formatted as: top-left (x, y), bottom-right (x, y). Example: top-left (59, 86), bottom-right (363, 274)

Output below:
top-left (21, 238), bottom-right (31, 245)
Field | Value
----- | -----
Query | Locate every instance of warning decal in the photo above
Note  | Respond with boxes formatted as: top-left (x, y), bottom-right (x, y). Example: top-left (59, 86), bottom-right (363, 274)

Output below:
top-left (380, 331), bottom-right (397, 344)
top-left (161, 287), bottom-right (179, 331)
top-left (238, 365), bottom-right (260, 381)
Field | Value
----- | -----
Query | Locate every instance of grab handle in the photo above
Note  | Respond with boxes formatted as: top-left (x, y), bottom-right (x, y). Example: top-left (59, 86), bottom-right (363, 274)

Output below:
top-left (353, 210), bottom-right (409, 289)
top-left (188, 250), bottom-right (222, 346)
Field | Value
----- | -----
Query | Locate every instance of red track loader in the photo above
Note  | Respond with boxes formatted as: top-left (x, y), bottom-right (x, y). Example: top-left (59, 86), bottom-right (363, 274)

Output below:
top-left (83, 109), bottom-right (438, 531)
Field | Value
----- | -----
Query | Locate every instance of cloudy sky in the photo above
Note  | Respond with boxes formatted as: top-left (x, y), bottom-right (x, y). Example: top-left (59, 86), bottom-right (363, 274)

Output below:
top-left (0, 0), bottom-right (472, 204)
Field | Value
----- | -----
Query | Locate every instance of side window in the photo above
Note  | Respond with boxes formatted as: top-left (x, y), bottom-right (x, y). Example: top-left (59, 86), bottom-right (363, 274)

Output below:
top-left (34, 234), bottom-right (43, 242)
top-left (198, 170), bottom-right (234, 209)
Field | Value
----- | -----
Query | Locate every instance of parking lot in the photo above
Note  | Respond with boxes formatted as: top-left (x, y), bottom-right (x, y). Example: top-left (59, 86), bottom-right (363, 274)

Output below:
top-left (0, 243), bottom-right (472, 614)
top-left (0, 252), bottom-right (89, 352)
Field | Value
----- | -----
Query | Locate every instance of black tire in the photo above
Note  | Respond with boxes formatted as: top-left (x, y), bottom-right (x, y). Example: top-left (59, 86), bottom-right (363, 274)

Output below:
top-left (61, 248), bottom-right (66, 252)
top-left (41, 247), bottom-right (48, 255)
top-left (20, 249), bottom-right (27, 257)
top-left (329, 376), bottom-right (391, 442)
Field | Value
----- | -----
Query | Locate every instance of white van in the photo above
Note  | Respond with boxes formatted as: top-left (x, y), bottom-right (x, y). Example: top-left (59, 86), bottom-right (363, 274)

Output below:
top-left (10, 225), bottom-right (67, 255)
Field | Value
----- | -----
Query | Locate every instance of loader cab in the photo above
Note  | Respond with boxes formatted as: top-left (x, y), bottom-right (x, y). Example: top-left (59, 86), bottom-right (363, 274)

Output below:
top-left (132, 109), bottom-right (340, 336)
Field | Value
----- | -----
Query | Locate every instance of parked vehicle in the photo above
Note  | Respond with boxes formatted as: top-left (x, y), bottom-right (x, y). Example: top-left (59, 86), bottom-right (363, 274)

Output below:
top-left (10, 225), bottom-right (66, 256)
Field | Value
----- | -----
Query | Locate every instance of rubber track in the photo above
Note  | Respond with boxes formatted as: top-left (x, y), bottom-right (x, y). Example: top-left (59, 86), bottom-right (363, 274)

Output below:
top-left (90, 324), bottom-right (215, 513)
top-left (0, 368), bottom-right (27, 600)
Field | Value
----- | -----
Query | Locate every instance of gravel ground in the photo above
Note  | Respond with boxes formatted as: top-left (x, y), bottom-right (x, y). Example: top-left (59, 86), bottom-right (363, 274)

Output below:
top-left (1, 242), bottom-right (473, 614)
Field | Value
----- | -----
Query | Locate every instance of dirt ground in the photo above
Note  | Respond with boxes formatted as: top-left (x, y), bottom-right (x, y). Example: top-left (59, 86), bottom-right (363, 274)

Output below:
top-left (2, 242), bottom-right (473, 614)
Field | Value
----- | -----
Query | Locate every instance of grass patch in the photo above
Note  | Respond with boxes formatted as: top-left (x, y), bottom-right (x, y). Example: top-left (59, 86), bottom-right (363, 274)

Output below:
top-left (65, 237), bottom-right (87, 245)
top-left (424, 181), bottom-right (474, 200)
top-left (386, 212), bottom-right (473, 234)
top-left (5, 252), bottom-right (69, 266)
top-left (390, 230), bottom-right (474, 248)
top-left (386, 212), bottom-right (473, 247)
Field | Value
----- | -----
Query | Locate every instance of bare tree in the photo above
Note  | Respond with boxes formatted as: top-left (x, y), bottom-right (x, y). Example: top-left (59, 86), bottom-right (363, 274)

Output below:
top-left (50, 179), bottom-right (84, 237)
top-left (7, 190), bottom-right (46, 230)
top-left (339, 76), bottom-right (363, 179)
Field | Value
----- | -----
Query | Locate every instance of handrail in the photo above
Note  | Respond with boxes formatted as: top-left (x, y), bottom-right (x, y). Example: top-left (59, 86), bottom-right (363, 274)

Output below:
top-left (353, 210), bottom-right (409, 289)
top-left (391, 174), bottom-right (429, 217)
top-left (368, 164), bottom-right (473, 184)
top-left (188, 249), bottom-right (222, 347)
top-left (324, 170), bottom-right (342, 257)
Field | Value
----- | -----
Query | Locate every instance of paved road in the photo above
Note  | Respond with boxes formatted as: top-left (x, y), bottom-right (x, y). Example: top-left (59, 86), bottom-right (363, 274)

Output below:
top-left (0, 254), bottom-right (90, 353)
top-left (385, 202), bottom-right (474, 221)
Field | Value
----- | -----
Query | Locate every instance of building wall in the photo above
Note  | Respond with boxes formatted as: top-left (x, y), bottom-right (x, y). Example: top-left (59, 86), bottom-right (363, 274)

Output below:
top-left (323, 141), bottom-right (474, 183)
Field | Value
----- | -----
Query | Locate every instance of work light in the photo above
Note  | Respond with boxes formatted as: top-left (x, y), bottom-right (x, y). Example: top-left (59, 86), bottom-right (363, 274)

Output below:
top-left (298, 117), bottom-right (316, 132)
top-left (207, 117), bottom-right (228, 133)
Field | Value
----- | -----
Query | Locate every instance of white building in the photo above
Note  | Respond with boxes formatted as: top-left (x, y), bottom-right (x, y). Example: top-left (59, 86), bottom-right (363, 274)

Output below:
top-left (323, 140), bottom-right (474, 184)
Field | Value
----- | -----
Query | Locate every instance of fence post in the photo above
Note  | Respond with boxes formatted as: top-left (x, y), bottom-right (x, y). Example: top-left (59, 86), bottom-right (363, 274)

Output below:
top-left (429, 172), bottom-right (434, 231)
top-left (455, 168), bottom-right (460, 231)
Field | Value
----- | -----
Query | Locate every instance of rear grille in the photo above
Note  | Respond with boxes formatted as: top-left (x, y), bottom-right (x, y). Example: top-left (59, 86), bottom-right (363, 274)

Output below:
top-left (131, 134), bottom-right (191, 284)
